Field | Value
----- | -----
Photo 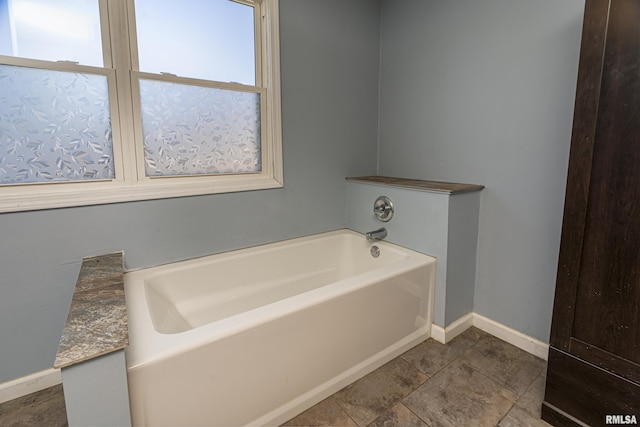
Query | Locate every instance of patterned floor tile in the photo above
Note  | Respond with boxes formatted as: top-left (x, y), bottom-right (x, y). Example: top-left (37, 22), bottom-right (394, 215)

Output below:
top-left (403, 359), bottom-right (517, 427)
top-left (333, 358), bottom-right (428, 426)
top-left (367, 403), bottom-right (429, 427)
top-left (458, 335), bottom-right (546, 395)
top-left (498, 370), bottom-right (551, 426)
top-left (401, 327), bottom-right (487, 376)
top-left (283, 397), bottom-right (357, 426)
top-left (498, 405), bottom-right (552, 427)
top-left (514, 372), bottom-right (547, 417)
top-left (0, 384), bottom-right (67, 427)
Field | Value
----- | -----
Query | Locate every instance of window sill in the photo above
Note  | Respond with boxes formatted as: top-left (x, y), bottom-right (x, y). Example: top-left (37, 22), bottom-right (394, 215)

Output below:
top-left (0, 173), bottom-right (283, 213)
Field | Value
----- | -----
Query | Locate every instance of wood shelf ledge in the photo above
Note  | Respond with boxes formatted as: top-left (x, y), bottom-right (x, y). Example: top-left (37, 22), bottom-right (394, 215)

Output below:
top-left (346, 176), bottom-right (484, 194)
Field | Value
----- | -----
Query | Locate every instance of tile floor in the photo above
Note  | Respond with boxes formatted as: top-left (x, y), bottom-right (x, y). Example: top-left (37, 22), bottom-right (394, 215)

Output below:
top-left (0, 327), bottom-right (551, 427)
top-left (282, 328), bottom-right (551, 427)
top-left (0, 384), bottom-right (67, 427)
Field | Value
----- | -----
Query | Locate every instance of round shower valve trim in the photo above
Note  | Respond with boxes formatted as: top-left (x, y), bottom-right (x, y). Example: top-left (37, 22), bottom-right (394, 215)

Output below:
top-left (373, 196), bottom-right (394, 222)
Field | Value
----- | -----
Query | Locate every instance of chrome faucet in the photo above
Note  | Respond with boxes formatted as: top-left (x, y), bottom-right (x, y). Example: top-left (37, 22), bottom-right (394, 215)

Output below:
top-left (365, 227), bottom-right (387, 242)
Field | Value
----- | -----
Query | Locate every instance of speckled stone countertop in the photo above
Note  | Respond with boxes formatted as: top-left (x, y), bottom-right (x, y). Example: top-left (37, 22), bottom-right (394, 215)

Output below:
top-left (54, 252), bottom-right (128, 369)
top-left (347, 176), bottom-right (485, 194)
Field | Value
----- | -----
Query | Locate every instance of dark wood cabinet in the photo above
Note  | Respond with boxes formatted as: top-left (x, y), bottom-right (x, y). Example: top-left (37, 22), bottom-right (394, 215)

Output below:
top-left (542, 0), bottom-right (640, 425)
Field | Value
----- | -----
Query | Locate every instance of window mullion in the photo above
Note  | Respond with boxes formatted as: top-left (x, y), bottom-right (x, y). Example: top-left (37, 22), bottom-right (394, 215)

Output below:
top-left (122, 0), bottom-right (149, 182)
top-left (107, 0), bottom-right (138, 185)
top-left (97, 0), bottom-right (129, 184)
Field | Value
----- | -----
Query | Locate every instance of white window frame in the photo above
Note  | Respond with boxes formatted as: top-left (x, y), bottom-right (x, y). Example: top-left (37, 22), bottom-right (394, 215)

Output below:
top-left (0, 0), bottom-right (282, 213)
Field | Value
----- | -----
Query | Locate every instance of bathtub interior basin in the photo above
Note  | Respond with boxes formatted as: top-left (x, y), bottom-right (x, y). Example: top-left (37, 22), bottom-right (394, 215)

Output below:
top-left (143, 230), bottom-right (412, 334)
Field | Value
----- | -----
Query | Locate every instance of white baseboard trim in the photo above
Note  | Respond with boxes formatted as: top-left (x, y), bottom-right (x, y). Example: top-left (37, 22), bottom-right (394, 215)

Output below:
top-left (0, 368), bottom-right (62, 405)
top-left (473, 313), bottom-right (549, 360)
top-left (430, 324), bottom-right (445, 343)
top-left (430, 313), bottom-right (474, 344)
top-left (431, 313), bottom-right (549, 361)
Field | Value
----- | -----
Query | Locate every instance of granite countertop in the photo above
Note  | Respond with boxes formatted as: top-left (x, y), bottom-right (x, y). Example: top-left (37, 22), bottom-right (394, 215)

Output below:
top-left (346, 176), bottom-right (484, 194)
top-left (54, 252), bottom-right (128, 369)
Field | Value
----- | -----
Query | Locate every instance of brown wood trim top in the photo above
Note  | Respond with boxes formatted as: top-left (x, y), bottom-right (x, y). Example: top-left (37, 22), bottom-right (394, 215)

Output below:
top-left (54, 252), bottom-right (128, 369)
top-left (346, 176), bottom-right (484, 195)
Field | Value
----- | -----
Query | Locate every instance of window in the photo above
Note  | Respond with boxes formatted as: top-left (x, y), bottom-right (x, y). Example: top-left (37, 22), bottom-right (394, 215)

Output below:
top-left (0, 0), bottom-right (282, 212)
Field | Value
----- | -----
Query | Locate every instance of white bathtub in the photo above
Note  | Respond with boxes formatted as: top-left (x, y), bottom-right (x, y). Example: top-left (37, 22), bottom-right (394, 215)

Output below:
top-left (124, 229), bottom-right (436, 426)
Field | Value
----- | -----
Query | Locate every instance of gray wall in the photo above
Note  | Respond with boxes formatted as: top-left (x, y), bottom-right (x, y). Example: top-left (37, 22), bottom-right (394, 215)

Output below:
top-left (0, 0), bottom-right (381, 384)
top-left (378, 0), bottom-right (585, 341)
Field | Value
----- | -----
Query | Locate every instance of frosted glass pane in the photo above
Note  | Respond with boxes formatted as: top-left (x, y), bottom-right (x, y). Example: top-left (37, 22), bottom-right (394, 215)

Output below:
top-left (140, 79), bottom-right (261, 177)
top-left (0, 0), bottom-right (103, 66)
top-left (0, 64), bottom-right (115, 184)
top-left (135, 0), bottom-right (255, 85)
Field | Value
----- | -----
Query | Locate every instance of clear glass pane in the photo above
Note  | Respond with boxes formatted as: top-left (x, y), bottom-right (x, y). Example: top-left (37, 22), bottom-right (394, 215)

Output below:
top-left (0, 0), bottom-right (103, 66)
top-left (135, 0), bottom-right (255, 85)
top-left (0, 64), bottom-right (115, 184)
top-left (139, 79), bottom-right (261, 177)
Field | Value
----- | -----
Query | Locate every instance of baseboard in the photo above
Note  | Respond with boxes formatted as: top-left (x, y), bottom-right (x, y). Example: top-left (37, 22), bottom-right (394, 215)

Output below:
top-left (0, 368), bottom-right (62, 405)
top-left (473, 313), bottom-right (549, 360)
top-left (431, 313), bottom-right (549, 361)
top-left (430, 313), bottom-right (474, 344)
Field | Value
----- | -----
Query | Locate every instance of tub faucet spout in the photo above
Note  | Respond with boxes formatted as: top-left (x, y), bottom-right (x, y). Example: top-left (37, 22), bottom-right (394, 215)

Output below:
top-left (366, 227), bottom-right (387, 242)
